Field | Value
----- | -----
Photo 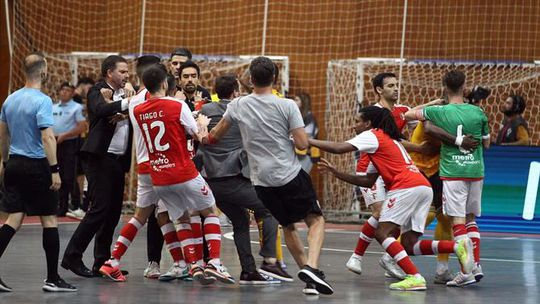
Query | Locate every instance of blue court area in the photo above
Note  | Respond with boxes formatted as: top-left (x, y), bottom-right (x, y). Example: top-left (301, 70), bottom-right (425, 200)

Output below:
top-left (1, 222), bottom-right (538, 303)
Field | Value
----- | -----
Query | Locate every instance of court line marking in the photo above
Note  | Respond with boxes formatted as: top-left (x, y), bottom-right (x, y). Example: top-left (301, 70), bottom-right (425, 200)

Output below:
top-left (223, 231), bottom-right (540, 265)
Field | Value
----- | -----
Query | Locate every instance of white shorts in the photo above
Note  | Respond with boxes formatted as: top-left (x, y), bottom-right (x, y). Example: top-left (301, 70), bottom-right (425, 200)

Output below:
top-left (442, 180), bottom-right (483, 217)
top-left (136, 174), bottom-right (167, 214)
top-left (379, 186), bottom-right (433, 234)
top-left (359, 175), bottom-right (386, 207)
top-left (153, 174), bottom-right (215, 222)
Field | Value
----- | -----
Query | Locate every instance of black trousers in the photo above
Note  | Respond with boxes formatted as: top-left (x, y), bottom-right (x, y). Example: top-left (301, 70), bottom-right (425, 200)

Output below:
top-left (208, 175), bottom-right (278, 272)
top-left (146, 209), bottom-right (164, 263)
top-left (62, 153), bottom-right (125, 270)
top-left (57, 138), bottom-right (80, 213)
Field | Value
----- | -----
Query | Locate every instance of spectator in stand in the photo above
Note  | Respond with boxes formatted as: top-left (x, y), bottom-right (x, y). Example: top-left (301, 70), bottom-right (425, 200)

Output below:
top-left (496, 94), bottom-right (530, 146)
top-left (52, 82), bottom-right (87, 217)
top-left (73, 77), bottom-right (95, 105)
top-left (293, 92), bottom-right (320, 173)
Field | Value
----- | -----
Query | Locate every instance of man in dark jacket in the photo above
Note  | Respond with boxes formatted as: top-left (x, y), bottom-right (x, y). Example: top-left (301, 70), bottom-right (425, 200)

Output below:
top-left (61, 55), bottom-right (133, 277)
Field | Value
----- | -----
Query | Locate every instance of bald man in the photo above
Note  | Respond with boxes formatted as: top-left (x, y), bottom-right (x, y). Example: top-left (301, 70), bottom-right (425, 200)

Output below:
top-left (0, 53), bottom-right (77, 292)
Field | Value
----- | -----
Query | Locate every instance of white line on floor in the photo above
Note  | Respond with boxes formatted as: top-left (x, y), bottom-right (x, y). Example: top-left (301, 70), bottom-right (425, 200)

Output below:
top-left (223, 231), bottom-right (540, 265)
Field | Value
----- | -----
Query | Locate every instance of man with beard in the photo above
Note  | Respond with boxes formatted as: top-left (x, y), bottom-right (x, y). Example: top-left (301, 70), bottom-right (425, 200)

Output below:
top-left (177, 60), bottom-right (210, 112)
top-left (61, 55), bottom-right (134, 278)
top-left (496, 94), bottom-right (529, 146)
top-left (169, 48), bottom-right (211, 104)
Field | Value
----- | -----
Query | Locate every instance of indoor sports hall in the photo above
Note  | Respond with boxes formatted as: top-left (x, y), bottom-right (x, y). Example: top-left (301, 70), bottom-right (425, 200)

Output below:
top-left (0, 1), bottom-right (539, 303)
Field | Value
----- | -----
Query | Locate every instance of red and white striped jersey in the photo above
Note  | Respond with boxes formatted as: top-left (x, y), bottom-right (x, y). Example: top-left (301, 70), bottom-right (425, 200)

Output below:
top-left (133, 96), bottom-right (199, 186)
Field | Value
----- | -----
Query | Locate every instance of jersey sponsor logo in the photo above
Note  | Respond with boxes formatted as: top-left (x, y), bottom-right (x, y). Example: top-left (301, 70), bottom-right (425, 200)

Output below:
top-left (150, 152), bottom-right (176, 172)
top-left (451, 153), bottom-right (480, 167)
top-left (387, 197), bottom-right (396, 209)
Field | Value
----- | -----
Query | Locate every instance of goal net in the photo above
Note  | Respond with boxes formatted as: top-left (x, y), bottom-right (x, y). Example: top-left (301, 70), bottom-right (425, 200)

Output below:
top-left (324, 58), bottom-right (540, 221)
top-left (40, 53), bottom-right (289, 104)
top-left (41, 52), bottom-right (289, 202)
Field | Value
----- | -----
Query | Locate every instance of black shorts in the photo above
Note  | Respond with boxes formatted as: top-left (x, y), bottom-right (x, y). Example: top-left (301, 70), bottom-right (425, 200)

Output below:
top-left (0, 155), bottom-right (58, 216)
top-left (255, 169), bottom-right (322, 226)
top-left (427, 171), bottom-right (443, 211)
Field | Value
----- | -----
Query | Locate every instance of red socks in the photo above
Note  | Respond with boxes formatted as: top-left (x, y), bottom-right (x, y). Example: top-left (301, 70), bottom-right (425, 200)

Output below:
top-left (452, 224), bottom-right (468, 241)
top-left (412, 240), bottom-right (456, 255)
top-left (354, 216), bottom-right (377, 256)
top-left (160, 222), bottom-right (183, 263)
top-left (381, 237), bottom-right (418, 275)
top-left (466, 221), bottom-right (480, 263)
top-left (111, 218), bottom-right (143, 261)
top-left (190, 216), bottom-right (204, 263)
top-left (203, 215), bottom-right (221, 260)
top-left (177, 223), bottom-right (197, 263)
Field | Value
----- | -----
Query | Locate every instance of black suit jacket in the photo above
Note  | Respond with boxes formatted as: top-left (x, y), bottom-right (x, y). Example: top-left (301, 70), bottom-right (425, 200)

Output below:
top-left (80, 81), bottom-right (133, 172)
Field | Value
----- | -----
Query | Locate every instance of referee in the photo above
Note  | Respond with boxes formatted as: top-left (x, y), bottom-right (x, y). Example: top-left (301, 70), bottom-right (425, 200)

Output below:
top-left (0, 53), bottom-right (76, 292)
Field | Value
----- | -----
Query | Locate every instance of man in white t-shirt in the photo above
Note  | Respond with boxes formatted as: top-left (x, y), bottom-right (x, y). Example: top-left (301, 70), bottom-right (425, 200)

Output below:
top-left (201, 56), bottom-right (333, 296)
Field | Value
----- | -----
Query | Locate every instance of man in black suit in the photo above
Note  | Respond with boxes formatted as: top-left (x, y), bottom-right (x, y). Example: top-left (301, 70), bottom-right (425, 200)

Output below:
top-left (61, 55), bottom-right (133, 277)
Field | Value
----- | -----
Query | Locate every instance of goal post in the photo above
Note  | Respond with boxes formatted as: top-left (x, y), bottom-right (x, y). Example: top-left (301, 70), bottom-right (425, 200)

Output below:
top-left (324, 57), bottom-right (540, 222)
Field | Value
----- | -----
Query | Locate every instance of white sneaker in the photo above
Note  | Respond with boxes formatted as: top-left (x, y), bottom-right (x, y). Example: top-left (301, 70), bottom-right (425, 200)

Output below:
top-left (379, 253), bottom-right (406, 280)
top-left (434, 270), bottom-right (454, 284)
top-left (204, 261), bottom-right (235, 284)
top-left (472, 264), bottom-right (483, 282)
top-left (158, 262), bottom-right (190, 281)
top-left (302, 283), bottom-right (319, 295)
top-left (66, 209), bottom-right (85, 220)
top-left (346, 253), bottom-right (362, 275)
top-left (446, 272), bottom-right (476, 287)
top-left (143, 261), bottom-right (161, 279)
top-left (218, 213), bottom-right (232, 227)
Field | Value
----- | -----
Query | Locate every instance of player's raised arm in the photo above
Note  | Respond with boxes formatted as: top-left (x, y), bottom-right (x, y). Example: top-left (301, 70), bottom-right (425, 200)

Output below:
top-left (309, 138), bottom-right (356, 154)
top-left (404, 99), bottom-right (444, 121)
top-left (318, 158), bottom-right (379, 187)
top-left (201, 117), bottom-right (231, 145)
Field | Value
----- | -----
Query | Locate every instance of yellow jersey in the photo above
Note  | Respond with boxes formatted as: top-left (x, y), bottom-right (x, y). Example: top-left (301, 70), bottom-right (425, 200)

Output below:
top-left (409, 122), bottom-right (441, 178)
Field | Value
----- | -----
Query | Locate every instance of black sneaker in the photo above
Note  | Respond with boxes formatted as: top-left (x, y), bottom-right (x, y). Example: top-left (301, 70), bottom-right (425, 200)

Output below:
top-left (302, 283), bottom-right (319, 295)
top-left (42, 277), bottom-right (77, 292)
top-left (259, 261), bottom-right (294, 282)
top-left (0, 276), bottom-right (12, 292)
top-left (297, 265), bottom-right (333, 295)
top-left (239, 271), bottom-right (278, 285)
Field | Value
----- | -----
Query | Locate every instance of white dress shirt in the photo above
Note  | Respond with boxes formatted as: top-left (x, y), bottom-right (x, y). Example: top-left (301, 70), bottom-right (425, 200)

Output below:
top-left (107, 87), bottom-right (130, 155)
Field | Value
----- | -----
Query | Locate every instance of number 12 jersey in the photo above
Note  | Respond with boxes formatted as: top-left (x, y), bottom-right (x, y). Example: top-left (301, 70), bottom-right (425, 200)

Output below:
top-left (133, 96), bottom-right (199, 186)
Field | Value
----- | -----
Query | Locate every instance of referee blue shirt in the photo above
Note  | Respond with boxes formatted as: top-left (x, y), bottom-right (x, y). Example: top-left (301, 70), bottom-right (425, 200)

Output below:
top-left (52, 99), bottom-right (85, 139)
top-left (0, 88), bottom-right (54, 158)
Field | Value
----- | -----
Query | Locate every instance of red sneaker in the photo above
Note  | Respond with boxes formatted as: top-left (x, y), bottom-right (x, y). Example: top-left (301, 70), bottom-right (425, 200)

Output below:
top-left (99, 263), bottom-right (126, 282)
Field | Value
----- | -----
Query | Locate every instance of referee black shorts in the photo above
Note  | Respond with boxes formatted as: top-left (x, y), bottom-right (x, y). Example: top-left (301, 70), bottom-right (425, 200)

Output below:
top-left (255, 169), bottom-right (323, 227)
top-left (0, 155), bottom-right (58, 216)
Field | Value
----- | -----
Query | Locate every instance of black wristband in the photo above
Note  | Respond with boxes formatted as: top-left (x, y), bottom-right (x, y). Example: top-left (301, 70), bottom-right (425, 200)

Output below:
top-left (2, 161), bottom-right (6, 168)
top-left (50, 164), bottom-right (60, 173)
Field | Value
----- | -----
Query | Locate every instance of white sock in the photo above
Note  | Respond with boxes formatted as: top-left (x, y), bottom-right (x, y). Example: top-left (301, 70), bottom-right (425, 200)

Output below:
top-left (209, 258), bottom-right (221, 266)
top-left (436, 261), bottom-right (448, 274)
top-left (109, 258), bottom-right (120, 267)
